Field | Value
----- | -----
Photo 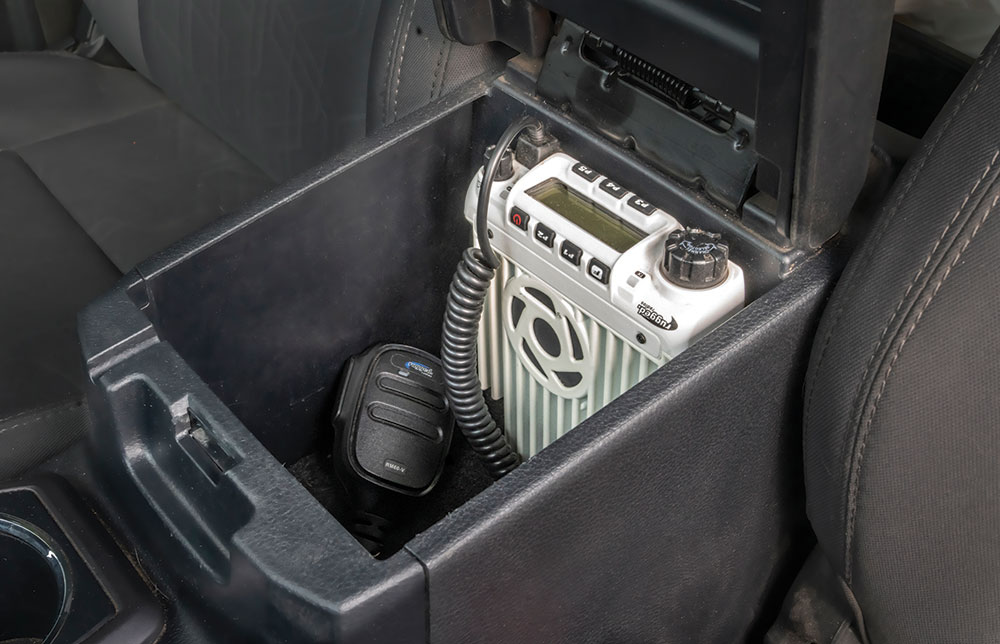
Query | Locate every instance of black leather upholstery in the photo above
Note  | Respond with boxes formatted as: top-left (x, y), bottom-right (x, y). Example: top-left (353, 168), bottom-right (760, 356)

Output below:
top-left (804, 29), bottom-right (1000, 643)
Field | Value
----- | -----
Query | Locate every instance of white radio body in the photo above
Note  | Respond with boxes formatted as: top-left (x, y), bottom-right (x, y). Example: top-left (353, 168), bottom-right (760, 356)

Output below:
top-left (464, 152), bottom-right (745, 458)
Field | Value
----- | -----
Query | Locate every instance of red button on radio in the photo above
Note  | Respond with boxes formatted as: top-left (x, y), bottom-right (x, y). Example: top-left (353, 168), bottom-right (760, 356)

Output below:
top-left (510, 208), bottom-right (530, 231)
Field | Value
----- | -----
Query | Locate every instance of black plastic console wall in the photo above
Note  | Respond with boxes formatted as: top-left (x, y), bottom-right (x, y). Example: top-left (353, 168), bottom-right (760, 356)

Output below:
top-left (414, 249), bottom-right (838, 644)
top-left (79, 71), bottom-right (836, 642)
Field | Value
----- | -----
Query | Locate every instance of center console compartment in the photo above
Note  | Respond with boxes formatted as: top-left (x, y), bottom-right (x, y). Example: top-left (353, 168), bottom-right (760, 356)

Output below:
top-left (76, 62), bottom-right (843, 641)
top-left (74, 0), bottom-right (900, 631)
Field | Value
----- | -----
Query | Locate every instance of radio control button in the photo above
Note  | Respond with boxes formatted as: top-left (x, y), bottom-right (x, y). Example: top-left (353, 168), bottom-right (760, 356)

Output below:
top-left (572, 163), bottom-right (600, 183)
top-left (628, 195), bottom-right (656, 215)
top-left (588, 259), bottom-right (610, 284)
top-left (664, 228), bottom-right (730, 289)
top-left (560, 240), bottom-right (582, 266)
top-left (534, 222), bottom-right (555, 248)
top-left (600, 179), bottom-right (627, 199)
top-left (510, 208), bottom-right (530, 231)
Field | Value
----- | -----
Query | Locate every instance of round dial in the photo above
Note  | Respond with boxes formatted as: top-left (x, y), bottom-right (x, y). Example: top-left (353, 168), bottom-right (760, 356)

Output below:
top-left (662, 228), bottom-right (730, 289)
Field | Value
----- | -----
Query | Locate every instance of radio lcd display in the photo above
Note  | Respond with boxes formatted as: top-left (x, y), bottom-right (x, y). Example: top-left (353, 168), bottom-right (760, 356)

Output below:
top-left (526, 178), bottom-right (646, 253)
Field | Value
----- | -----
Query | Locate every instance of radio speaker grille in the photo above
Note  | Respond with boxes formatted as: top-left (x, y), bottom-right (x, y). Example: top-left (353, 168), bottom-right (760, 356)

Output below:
top-left (478, 260), bottom-right (663, 459)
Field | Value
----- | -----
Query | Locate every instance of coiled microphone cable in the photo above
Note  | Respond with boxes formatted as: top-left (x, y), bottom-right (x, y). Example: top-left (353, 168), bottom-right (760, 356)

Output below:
top-left (441, 116), bottom-right (541, 478)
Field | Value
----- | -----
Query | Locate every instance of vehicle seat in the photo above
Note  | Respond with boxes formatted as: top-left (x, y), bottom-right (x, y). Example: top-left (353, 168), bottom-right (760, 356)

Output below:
top-left (796, 25), bottom-right (1000, 644)
top-left (0, 0), bottom-right (507, 476)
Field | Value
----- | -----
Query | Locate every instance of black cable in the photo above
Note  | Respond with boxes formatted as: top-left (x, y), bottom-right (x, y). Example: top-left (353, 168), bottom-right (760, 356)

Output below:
top-left (476, 116), bottom-right (541, 269)
top-left (350, 509), bottom-right (391, 558)
top-left (442, 249), bottom-right (519, 478)
top-left (442, 116), bottom-right (541, 478)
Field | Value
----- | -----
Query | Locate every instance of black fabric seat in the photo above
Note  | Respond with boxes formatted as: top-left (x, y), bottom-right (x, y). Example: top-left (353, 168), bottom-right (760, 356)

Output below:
top-left (802, 27), bottom-right (1000, 644)
top-left (0, 0), bottom-right (506, 476)
top-left (0, 52), bottom-right (273, 273)
top-left (1, 52), bottom-right (268, 425)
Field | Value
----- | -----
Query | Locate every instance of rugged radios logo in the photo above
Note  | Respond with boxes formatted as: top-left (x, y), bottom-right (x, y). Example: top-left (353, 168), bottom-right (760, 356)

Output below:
top-left (637, 301), bottom-right (678, 331)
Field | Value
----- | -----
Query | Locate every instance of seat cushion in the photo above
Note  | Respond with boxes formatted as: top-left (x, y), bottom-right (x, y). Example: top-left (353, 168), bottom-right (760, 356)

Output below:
top-left (85, 0), bottom-right (507, 181)
top-left (135, 0), bottom-right (384, 182)
top-left (0, 53), bottom-right (273, 439)
top-left (804, 29), bottom-right (1000, 644)
top-left (0, 52), bottom-right (164, 149)
top-left (0, 151), bottom-right (119, 418)
top-left (0, 52), bottom-right (274, 271)
top-left (16, 103), bottom-right (273, 271)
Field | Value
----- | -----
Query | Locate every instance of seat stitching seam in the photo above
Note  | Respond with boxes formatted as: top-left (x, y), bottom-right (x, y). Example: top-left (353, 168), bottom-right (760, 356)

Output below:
top-left (431, 38), bottom-right (449, 101)
top-left (391, 0), bottom-right (419, 122)
top-left (799, 44), bottom-right (997, 573)
top-left (3, 97), bottom-right (170, 155)
top-left (843, 174), bottom-right (1000, 582)
top-left (0, 402), bottom-right (82, 435)
top-left (846, 148), bottom-right (999, 447)
top-left (802, 46), bottom-right (997, 430)
top-left (383, 0), bottom-right (408, 125)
